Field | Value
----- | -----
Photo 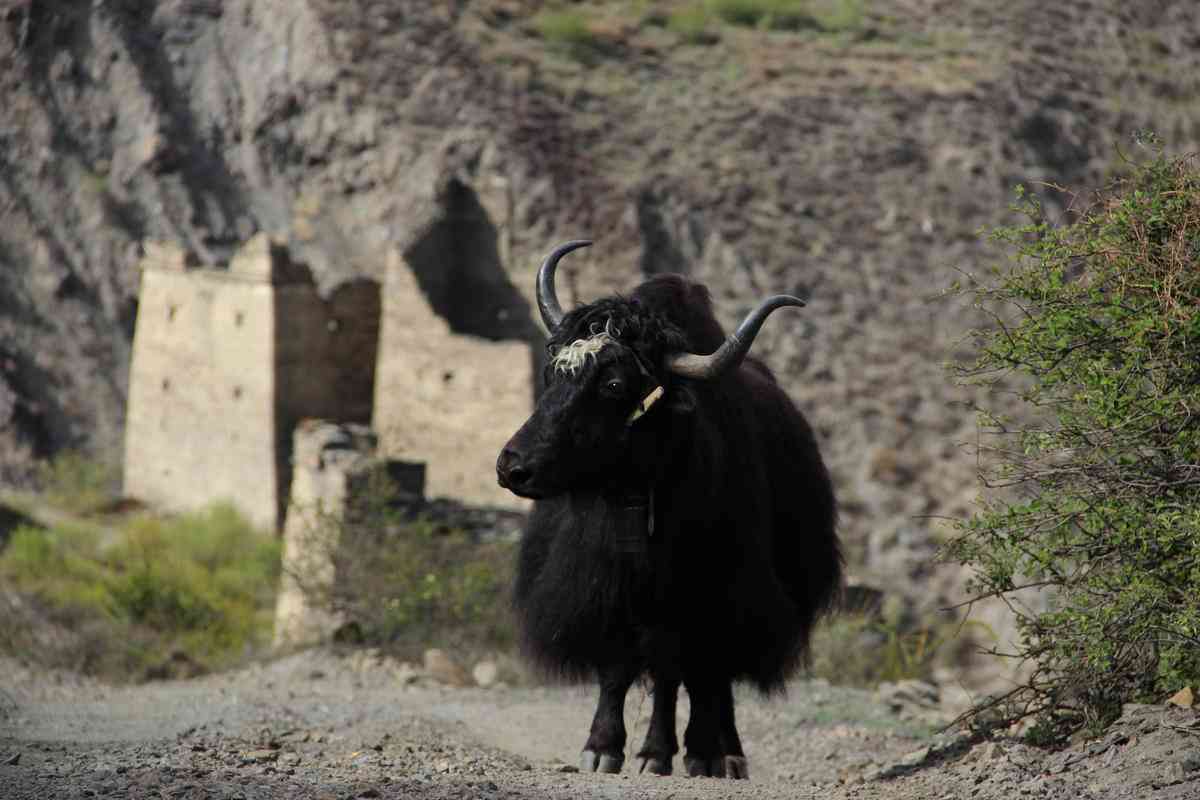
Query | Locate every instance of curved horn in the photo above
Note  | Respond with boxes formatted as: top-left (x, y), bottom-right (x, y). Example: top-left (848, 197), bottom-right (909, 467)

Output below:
top-left (666, 294), bottom-right (806, 380)
top-left (536, 240), bottom-right (592, 331)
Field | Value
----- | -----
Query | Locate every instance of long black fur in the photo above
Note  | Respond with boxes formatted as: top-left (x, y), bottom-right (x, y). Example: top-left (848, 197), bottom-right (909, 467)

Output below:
top-left (510, 274), bottom-right (841, 694)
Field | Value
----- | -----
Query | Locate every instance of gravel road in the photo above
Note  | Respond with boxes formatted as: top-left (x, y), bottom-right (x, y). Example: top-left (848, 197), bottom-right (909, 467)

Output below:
top-left (2, 649), bottom-right (1198, 800)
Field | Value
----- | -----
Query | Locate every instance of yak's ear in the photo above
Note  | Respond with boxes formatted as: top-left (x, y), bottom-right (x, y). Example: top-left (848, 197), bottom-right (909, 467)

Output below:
top-left (668, 384), bottom-right (697, 415)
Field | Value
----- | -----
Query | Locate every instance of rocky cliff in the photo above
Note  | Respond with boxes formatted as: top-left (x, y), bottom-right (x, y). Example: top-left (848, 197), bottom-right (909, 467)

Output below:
top-left (2, 0), bottom-right (1198, 596)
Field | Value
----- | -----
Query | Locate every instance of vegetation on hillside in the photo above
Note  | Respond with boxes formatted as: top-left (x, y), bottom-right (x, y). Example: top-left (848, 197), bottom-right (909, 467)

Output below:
top-left (532, 0), bottom-right (866, 58)
top-left (0, 504), bottom-right (279, 681)
top-left (949, 145), bottom-right (1200, 740)
top-left (36, 449), bottom-right (120, 516)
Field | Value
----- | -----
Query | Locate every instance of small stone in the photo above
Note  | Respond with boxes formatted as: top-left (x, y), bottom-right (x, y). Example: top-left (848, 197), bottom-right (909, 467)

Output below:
top-left (240, 750), bottom-right (278, 764)
top-left (1159, 761), bottom-right (1187, 787)
top-left (423, 649), bottom-right (474, 687)
top-left (897, 746), bottom-right (931, 768)
top-left (472, 661), bottom-right (499, 688)
top-left (977, 742), bottom-right (1005, 762)
top-left (1168, 687), bottom-right (1194, 708)
top-left (393, 662), bottom-right (422, 686)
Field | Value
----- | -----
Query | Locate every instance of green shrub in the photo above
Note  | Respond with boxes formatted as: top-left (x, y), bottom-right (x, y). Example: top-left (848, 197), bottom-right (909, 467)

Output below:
top-left (809, 0), bottom-right (863, 33)
top-left (707, 0), bottom-right (814, 30)
top-left (534, 8), bottom-right (600, 59)
top-left (809, 609), bottom-right (969, 687)
top-left (667, 4), bottom-right (718, 44)
top-left (327, 494), bottom-right (517, 663)
top-left (702, 0), bottom-right (863, 33)
top-left (947, 147), bottom-right (1200, 739)
top-left (36, 450), bottom-right (118, 515)
top-left (0, 504), bottom-right (279, 680)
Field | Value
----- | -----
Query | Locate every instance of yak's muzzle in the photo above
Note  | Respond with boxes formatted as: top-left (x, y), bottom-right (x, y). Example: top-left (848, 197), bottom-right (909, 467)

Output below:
top-left (496, 447), bottom-right (536, 496)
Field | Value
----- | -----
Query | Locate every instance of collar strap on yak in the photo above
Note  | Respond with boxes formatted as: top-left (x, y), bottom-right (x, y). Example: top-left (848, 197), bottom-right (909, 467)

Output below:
top-left (626, 385), bottom-right (664, 426)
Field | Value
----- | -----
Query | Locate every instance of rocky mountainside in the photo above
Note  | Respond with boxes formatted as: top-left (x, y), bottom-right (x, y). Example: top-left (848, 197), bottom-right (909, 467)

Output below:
top-left (2, 1), bottom-right (1198, 598)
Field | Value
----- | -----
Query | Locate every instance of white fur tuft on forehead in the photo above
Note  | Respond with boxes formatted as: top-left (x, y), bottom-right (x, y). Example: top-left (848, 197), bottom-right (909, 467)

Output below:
top-left (551, 319), bottom-right (622, 376)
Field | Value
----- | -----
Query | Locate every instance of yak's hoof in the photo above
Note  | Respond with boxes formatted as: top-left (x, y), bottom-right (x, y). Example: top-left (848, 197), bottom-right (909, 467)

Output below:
top-left (684, 754), bottom-right (749, 780)
top-left (638, 756), bottom-right (672, 776)
top-left (724, 756), bottom-right (750, 780)
top-left (580, 749), bottom-right (624, 774)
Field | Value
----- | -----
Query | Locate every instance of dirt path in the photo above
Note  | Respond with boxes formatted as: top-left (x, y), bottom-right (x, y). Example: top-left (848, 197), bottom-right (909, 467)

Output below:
top-left (1, 649), bottom-right (1197, 799)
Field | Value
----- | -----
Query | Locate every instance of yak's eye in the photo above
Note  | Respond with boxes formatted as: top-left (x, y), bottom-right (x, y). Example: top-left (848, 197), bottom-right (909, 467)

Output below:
top-left (601, 378), bottom-right (625, 398)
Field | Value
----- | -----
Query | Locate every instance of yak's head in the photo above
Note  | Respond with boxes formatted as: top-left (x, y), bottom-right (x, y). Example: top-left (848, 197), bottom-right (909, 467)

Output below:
top-left (496, 240), bottom-right (804, 500)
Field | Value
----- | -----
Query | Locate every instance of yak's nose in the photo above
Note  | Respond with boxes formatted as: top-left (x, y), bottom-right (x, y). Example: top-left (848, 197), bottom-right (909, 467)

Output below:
top-left (496, 447), bottom-right (533, 491)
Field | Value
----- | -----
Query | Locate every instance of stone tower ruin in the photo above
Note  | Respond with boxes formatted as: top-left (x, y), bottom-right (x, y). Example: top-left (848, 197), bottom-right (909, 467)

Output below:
top-left (123, 235), bottom-right (379, 530)
top-left (124, 182), bottom-right (538, 529)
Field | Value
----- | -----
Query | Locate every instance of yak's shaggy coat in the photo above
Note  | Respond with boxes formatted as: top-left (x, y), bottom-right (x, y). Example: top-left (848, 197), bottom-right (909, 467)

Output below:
top-left (502, 271), bottom-right (841, 777)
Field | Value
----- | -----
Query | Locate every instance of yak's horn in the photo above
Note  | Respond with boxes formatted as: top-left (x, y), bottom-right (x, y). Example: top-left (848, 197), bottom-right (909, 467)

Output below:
top-left (666, 294), bottom-right (806, 380)
top-left (536, 240), bottom-right (591, 332)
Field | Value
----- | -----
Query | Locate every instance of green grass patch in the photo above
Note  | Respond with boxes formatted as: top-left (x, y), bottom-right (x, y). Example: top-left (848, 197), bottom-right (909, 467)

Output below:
top-left (667, 4), bottom-right (719, 43)
top-left (36, 450), bottom-right (119, 515)
top-left (0, 504), bottom-right (279, 681)
top-left (704, 0), bottom-right (863, 33)
top-left (809, 0), bottom-right (863, 33)
top-left (534, 8), bottom-right (602, 59)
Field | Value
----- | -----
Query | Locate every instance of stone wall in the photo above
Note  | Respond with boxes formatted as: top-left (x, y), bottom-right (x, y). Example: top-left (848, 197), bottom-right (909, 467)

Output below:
top-left (123, 235), bottom-right (379, 529)
top-left (373, 247), bottom-right (533, 511)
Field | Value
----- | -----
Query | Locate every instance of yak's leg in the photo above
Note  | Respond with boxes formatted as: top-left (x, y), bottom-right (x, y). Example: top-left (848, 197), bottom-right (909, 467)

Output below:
top-left (636, 672), bottom-right (680, 775)
top-left (714, 680), bottom-right (749, 779)
top-left (580, 662), bottom-right (639, 773)
top-left (682, 674), bottom-right (720, 777)
top-left (682, 677), bottom-right (748, 779)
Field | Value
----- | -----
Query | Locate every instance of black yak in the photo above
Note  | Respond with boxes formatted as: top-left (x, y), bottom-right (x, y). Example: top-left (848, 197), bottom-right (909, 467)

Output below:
top-left (496, 240), bottom-right (842, 779)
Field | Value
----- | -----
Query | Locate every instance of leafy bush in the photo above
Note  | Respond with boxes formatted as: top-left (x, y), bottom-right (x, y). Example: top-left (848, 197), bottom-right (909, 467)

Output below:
top-left (293, 475), bottom-right (518, 664)
top-left (0, 504), bottom-right (279, 680)
top-left (36, 450), bottom-right (118, 515)
top-left (667, 4), bottom-right (719, 44)
top-left (534, 8), bottom-right (600, 59)
top-left (809, 604), bottom-right (972, 687)
top-left (947, 148), bottom-right (1200, 739)
top-left (707, 0), bottom-right (813, 30)
top-left (705, 0), bottom-right (862, 33)
top-left (808, 0), bottom-right (863, 33)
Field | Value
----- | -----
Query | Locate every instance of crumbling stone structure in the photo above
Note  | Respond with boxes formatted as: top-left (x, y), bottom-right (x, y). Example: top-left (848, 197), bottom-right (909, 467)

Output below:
top-left (372, 247), bottom-right (534, 509)
top-left (123, 235), bottom-right (379, 530)
top-left (273, 421), bottom-right (424, 648)
top-left (370, 175), bottom-right (538, 510)
top-left (124, 197), bottom-right (537, 529)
